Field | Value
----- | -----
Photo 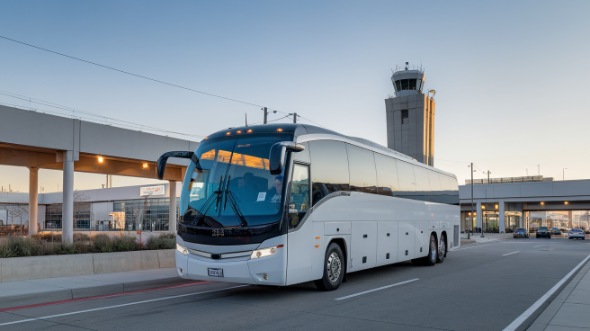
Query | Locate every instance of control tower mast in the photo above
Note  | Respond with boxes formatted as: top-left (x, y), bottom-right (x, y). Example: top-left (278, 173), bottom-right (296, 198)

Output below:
top-left (385, 62), bottom-right (435, 166)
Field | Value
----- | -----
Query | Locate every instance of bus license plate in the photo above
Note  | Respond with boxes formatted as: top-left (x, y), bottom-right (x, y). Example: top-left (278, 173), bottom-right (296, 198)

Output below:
top-left (208, 268), bottom-right (224, 277)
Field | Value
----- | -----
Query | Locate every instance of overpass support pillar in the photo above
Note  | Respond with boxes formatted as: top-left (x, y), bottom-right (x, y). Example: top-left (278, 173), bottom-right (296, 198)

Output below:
top-left (169, 181), bottom-right (177, 234)
top-left (476, 201), bottom-right (483, 232)
top-left (498, 202), bottom-right (505, 233)
top-left (62, 150), bottom-right (74, 244)
top-left (28, 167), bottom-right (39, 236)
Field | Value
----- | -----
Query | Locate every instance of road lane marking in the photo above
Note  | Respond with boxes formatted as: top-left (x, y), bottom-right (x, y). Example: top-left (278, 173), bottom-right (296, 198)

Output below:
top-left (0, 284), bottom-right (248, 327)
top-left (502, 251), bottom-right (520, 257)
top-left (503, 252), bottom-right (590, 331)
top-left (0, 281), bottom-right (203, 312)
top-left (454, 243), bottom-right (495, 251)
top-left (335, 278), bottom-right (419, 301)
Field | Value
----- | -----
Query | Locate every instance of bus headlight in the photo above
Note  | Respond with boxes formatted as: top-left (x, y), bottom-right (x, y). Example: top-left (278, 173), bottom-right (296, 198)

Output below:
top-left (176, 243), bottom-right (188, 256)
top-left (250, 244), bottom-right (283, 259)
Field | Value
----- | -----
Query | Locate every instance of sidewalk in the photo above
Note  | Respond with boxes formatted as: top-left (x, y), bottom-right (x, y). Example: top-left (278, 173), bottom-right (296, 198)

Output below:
top-left (0, 267), bottom-right (189, 309)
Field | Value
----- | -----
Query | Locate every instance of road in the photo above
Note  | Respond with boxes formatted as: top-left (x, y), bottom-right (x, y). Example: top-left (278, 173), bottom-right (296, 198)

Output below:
top-left (1, 237), bottom-right (589, 330)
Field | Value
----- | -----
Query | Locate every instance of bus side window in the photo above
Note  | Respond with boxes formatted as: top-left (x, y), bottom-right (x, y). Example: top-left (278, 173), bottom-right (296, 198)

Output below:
top-left (289, 164), bottom-right (310, 228)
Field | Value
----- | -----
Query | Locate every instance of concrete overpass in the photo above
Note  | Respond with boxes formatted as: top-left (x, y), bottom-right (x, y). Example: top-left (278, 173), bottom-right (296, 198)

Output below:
top-left (0, 105), bottom-right (199, 242)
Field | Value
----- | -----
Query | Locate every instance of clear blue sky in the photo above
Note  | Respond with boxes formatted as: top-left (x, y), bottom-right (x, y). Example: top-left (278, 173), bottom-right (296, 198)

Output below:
top-left (1, 0), bottom-right (590, 192)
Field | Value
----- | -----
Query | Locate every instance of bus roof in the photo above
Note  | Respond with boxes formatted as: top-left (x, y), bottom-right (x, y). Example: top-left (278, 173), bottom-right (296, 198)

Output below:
top-left (204, 123), bottom-right (455, 178)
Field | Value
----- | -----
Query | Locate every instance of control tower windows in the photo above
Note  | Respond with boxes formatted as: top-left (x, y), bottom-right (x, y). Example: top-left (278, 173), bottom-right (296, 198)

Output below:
top-left (394, 79), bottom-right (423, 92)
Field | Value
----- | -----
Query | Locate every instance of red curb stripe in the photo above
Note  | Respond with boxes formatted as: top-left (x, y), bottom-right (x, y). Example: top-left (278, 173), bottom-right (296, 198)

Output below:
top-left (0, 280), bottom-right (204, 312)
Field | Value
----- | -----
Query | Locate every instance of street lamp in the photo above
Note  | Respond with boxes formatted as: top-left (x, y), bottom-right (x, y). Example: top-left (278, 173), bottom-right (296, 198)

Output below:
top-left (469, 163), bottom-right (475, 238)
top-left (481, 205), bottom-right (486, 237)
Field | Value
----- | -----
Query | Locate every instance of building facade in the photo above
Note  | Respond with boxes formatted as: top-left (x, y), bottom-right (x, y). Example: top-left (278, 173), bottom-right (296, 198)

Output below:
top-left (460, 177), bottom-right (590, 233)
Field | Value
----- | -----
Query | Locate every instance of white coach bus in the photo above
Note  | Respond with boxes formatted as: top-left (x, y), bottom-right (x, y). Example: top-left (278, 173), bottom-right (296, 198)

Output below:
top-left (157, 124), bottom-right (459, 291)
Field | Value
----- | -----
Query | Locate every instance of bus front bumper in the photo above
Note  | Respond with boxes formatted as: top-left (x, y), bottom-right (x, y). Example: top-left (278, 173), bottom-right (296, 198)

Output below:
top-left (175, 241), bottom-right (287, 286)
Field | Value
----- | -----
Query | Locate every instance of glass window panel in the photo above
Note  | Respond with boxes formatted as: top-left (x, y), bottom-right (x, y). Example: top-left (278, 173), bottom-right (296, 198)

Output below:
top-left (347, 144), bottom-right (377, 194)
top-left (309, 140), bottom-right (350, 205)
top-left (374, 153), bottom-right (399, 196)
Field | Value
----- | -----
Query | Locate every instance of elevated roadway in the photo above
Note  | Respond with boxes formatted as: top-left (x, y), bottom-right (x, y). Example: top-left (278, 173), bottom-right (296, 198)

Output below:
top-left (0, 105), bottom-right (199, 242)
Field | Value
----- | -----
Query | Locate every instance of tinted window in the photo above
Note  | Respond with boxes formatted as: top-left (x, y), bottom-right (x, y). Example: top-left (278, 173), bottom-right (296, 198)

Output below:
top-left (428, 171), bottom-right (443, 203)
top-left (288, 163), bottom-right (310, 229)
top-left (414, 166), bottom-right (431, 202)
top-left (347, 144), bottom-right (377, 194)
top-left (442, 175), bottom-right (460, 205)
top-left (309, 140), bottom-right (350, 205)
top-left (374, 153), bottom-right (399, 196)
top-left (395, 160), bottom-right (416, 199)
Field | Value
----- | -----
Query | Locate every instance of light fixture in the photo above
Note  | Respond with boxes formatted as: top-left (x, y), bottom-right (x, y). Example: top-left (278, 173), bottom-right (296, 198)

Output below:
top-left (98, 156), bottom-right (104, 163)
top-left (142, 162), bottom-right (149, 169)
top-left (540, 201), bottom-right (545, 206)
top-left (565, 201), bottom-right (569, 205)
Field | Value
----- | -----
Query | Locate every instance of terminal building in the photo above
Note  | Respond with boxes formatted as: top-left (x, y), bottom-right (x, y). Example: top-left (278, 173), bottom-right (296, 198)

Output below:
top-left (3, 177), bottom-right (589, 236)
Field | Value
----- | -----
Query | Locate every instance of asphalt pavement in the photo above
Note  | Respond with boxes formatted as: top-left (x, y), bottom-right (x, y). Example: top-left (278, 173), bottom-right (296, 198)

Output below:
top-left (1, 233), bottom-right (589, 330)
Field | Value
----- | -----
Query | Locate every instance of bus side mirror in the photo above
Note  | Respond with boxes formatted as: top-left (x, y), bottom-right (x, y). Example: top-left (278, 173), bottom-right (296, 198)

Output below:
top-left (269, 142), bottom-right (305, 175)
top-left (157, 151), bottom-right (195, 180)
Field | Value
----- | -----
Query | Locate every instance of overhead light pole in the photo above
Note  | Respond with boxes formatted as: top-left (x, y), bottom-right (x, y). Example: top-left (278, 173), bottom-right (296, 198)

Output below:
top-left (469, 163), bottom-right (474, 239)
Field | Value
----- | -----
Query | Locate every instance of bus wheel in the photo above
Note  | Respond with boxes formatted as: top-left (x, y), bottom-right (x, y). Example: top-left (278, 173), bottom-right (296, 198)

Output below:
top-left (315, 243), bottom-right (344, 291)
top-left (437, 234), bottom-right (447, 263)
top-left (425, 234), bottom-right (438, 266)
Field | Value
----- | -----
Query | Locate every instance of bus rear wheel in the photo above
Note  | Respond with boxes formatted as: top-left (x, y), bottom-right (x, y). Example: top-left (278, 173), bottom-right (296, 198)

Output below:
top-left (437, 234), bottom-right (447, 263)
top-left (315, 243), bottom-right (344, 291)
top-left (424, 234), bottom-right (438, 266)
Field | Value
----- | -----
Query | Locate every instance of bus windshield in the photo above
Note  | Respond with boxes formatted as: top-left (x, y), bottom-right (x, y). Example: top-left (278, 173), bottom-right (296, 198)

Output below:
top-left (180, 134), bottom-right (289, 228)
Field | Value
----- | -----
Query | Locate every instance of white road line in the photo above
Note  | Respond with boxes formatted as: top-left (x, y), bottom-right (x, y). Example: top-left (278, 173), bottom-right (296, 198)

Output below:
top-left (503, 253), bottom-right (590, 331)
top-left (335, 278), bottom-right (419, 301)
top-left (0, 285), bottom-right (248, 327)
top-left (454, 243), bottom-right (495, 251)
top-left (502, 251), bottom-right (520, 257)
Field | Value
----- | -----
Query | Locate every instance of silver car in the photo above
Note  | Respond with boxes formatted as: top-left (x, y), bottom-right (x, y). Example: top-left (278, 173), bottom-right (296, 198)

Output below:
top-left (568, 229), bottom-right (586, 240)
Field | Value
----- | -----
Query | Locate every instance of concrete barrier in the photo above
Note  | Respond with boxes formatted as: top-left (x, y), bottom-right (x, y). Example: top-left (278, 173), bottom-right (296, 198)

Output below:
top-left (0, 249), bottom-right (174, 282)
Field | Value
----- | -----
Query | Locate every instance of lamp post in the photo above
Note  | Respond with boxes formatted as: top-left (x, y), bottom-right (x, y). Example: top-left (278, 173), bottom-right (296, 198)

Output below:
top-left (481, 204), bottom-right (486, 237)
top-left (469, 163), bottom-right (475, 239)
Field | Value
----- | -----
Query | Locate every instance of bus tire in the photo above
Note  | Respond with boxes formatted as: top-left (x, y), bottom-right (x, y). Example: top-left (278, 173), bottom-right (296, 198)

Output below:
top-left (315, 243), bottom-right (344, 291)
top-left (424, 234), bottom-right (438, 266)
top-left (437, 234), bottom-right (447, 263)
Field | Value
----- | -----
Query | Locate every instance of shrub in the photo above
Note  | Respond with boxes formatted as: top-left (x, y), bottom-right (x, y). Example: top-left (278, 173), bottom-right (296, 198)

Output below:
top-left (0, 236), bottom-right (43, 257)
top-left (32, 232), bottom-right (62, 242)
top-left (92, 234), bottom-right (113, 252)
top-left (111, 236), bottom-right (139, 252)
top-left (74, 233), bottom-right (90, 242)
top-left (146, 233), bottom-right (176, 250)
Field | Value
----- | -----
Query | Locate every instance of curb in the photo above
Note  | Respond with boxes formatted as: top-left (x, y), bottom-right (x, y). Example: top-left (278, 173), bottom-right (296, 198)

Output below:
top-left (0, 275), bottom-right (190, 310)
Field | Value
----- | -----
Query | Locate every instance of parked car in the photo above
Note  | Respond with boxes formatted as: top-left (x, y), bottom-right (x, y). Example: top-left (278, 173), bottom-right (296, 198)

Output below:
top-left (513, 228), bottom-right (529, 239)
top-left (568, 229), bottom-right (585, 240)
top-left (551, 227), bottom-right (562, 235)
top-left (536, 226), bottom-right (552, 239)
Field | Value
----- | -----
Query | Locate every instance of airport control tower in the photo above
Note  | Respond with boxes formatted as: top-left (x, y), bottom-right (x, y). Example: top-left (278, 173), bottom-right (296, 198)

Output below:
top-left (385, 62), bottom-right (435, 166)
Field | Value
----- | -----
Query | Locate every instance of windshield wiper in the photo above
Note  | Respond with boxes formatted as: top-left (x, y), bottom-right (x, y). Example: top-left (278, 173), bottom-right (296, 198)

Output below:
top-left (190, 176), bottom-right (224, 227)
top-left (182, 205), bottom-right (223, 228)
top-left (223, 175), bottom-right (248, 227)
